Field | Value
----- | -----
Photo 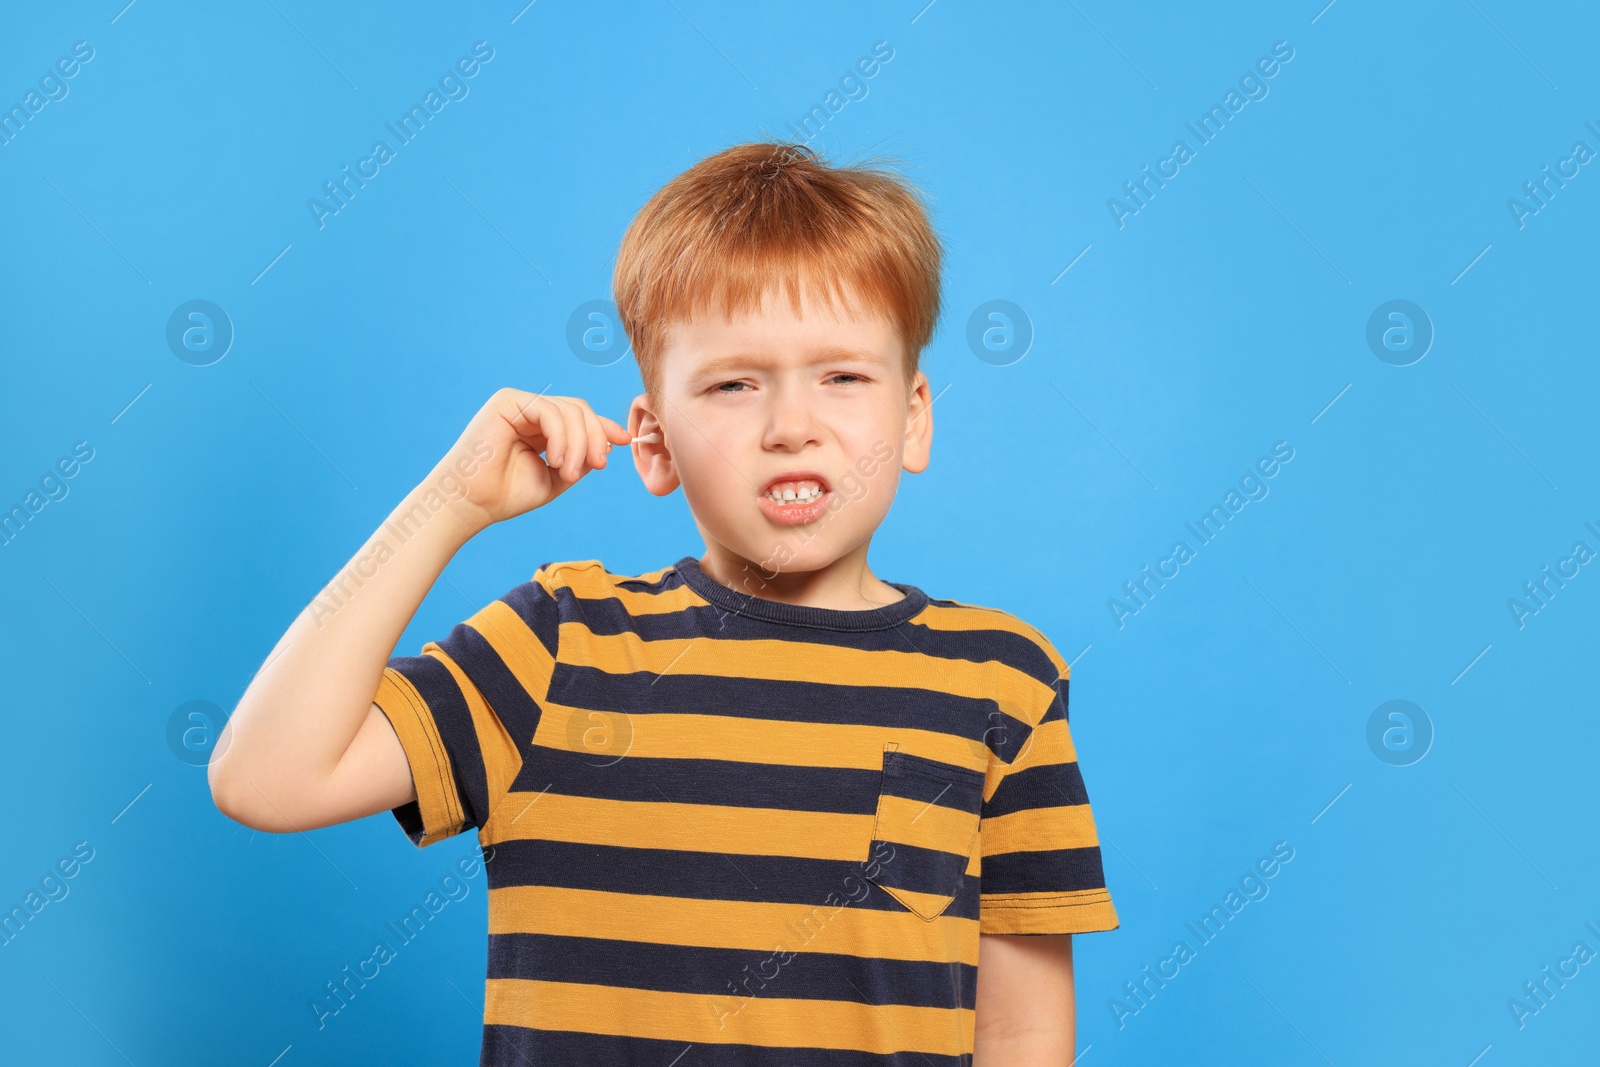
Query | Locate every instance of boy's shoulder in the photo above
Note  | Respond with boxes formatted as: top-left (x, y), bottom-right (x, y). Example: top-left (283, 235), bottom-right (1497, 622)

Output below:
top-left (508, 558), bottom-right (696, 622)
top-left (528, 557), bottom-right (611, 588)
top-left (914, 591), bottom-right (1077, 739)
top-left (918, 590), bottom-right (1071, 686)
top-left (523, 557), bottom-right (680, 598)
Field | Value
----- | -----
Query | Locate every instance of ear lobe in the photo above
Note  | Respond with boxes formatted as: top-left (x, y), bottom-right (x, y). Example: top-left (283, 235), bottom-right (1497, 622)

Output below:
top-left (634, 446), bottom-right (680, 496)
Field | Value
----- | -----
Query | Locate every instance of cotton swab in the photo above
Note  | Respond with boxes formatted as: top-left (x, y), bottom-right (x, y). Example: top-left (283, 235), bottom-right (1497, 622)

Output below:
top-left (630, 433), bottom-right (660, 445)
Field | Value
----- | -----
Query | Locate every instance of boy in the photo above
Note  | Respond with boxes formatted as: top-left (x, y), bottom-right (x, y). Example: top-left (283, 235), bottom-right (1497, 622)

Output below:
top-left (212, 141), bottom-right (1118, 1065)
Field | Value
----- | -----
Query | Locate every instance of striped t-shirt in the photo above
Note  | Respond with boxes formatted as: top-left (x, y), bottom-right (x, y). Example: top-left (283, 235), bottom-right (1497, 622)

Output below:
top-left (374, 555), bottom-right (1118, 1065)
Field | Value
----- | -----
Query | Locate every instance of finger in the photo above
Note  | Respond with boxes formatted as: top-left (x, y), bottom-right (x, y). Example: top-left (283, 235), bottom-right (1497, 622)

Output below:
top-left (568, 399), bottom-right (629, 454)
top-left (537, 396), bottom-right (568, 473)
top-left (498, 389), bottom-right (551, 449)
top-left (578, 405), bottom-right (609, 469)
top-left (579, 406), bottom-right (608, 470)
top-left (558, 399), bottom-right (589, 483)
top-left (598, 413), bottom-right (631, 444)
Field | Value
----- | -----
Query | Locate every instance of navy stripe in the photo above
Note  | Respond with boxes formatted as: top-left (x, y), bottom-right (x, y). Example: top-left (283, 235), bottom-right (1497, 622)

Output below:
top-left (483, 837), bottom-right (982, 921)
top-left (481, 1025), bottom-right (970, 1067)
top-left (981, 845), bottom-right (1108, 895)
top-left (549, 664), bottom-right (1022, 750)
top-left (1046, 677), bottom-right (1068, 724)
top-left (569, 590), bottom-right (924, 648)
top-left (983, 759), bottom-right (1089, 819)
top-left (882, 752), bottom-right (985, 796)
top-left (390, 799), bottom-right (425, 845)
top-left (514, 746), bottom-right (882, 815)
top-left (387, 652), bottom-right (490, 830)
top-left (565, 585), bottom-right (1058, 685)
top-left (436, 621), bottom-right (542, 754)
top-left (485, 932), bottom-right (978, 1009)
top-left (866, 840), bottom-right (972, 900)
top-left (500, 576), bottom-right (562, 659)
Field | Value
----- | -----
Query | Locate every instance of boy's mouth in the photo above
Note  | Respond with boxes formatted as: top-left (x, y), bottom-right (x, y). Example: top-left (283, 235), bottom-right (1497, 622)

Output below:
top-left (757, 470), bottom-right (833, 525)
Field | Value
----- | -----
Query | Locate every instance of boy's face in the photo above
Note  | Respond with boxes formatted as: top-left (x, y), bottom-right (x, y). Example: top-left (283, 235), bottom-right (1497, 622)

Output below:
top-left (629, 283), bottom-right (932, 578)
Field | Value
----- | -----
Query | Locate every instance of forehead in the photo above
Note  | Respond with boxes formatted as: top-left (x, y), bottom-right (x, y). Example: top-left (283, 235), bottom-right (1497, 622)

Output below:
top-left (659, 283), bottom-right (902, 375)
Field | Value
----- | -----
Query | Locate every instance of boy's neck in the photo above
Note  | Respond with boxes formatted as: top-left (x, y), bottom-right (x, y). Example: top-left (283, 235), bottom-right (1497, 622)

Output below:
top-left (696, 541), bottom-right (905, 612)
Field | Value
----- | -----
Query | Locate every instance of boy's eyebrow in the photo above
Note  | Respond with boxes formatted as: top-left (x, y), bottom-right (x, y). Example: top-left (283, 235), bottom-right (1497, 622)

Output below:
top-left (691, 348), bottom-right (890, 377)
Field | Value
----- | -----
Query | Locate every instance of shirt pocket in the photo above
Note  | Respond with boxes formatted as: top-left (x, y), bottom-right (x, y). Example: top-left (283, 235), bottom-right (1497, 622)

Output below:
top-left (864, 740), bottom-right (986, 920)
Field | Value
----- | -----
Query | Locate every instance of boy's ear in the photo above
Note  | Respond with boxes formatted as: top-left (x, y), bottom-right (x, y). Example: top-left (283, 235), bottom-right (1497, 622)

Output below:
top-left (628, 392), bottom-right (679, 496)
top-left (901, 371), bottom-right (933, 474)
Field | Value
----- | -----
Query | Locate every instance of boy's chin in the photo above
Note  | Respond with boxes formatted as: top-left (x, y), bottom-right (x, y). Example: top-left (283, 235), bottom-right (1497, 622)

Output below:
top-left (716, 537), bottom-right (852, 577)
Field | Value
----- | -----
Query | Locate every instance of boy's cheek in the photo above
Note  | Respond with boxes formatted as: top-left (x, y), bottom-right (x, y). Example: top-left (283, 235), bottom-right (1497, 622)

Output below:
top-left (837, 472), bottom-right (867, 501)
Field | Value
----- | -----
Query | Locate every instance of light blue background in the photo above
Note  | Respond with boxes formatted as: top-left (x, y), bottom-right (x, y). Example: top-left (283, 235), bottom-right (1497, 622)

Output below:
top-left (2, 1), bottom-right (1596, 1063)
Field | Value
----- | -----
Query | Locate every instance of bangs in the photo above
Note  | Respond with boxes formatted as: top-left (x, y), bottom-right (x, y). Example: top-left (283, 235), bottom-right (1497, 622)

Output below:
top-left (614, 142), bottom-right (942, 397)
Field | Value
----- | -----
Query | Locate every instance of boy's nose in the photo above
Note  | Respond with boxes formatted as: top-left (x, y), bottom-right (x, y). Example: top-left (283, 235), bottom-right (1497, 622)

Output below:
top-left (758, 385), bottom-right (825, 450)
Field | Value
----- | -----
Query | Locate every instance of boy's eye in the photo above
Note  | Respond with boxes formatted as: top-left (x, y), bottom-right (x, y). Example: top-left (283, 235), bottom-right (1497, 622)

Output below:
top-left (712, 373), bottom-right (863, 392)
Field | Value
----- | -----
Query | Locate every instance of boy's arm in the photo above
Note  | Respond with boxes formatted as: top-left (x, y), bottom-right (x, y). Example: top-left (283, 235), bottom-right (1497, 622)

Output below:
top-left (207, 473), bottom-right (479, 832)
top-left (208, 389), bottom-right (628, 833)
top-left (973, 648), bottom-right (1116, 1064)
top-left (973, 933), bottom-right (1075, 1065)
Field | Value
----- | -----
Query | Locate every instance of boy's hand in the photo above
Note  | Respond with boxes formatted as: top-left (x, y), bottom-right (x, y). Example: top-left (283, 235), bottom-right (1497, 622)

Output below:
top-left (437, 388), bottom-right (631, 531)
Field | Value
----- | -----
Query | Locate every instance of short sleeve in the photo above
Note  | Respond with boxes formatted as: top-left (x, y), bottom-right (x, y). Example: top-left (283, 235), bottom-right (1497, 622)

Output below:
top-left (978, 666), bottom-right (1119, 935)
top-left (373, 561), bottom-right (567, 847)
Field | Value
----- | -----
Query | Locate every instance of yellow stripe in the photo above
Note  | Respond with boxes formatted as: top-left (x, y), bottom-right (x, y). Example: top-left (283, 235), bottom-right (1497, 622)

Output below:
top-left (563, 562), bottom-right (705, 619)
top-left (467, 599), bottom-right (557, 707)
top-left (979, 890), bottom-right (1118, 935)
top-left (489, 885), bottom-right (980, 964)
top-left (873, 793), bottom-right (980, 854)
top-left (916, 602), bottom-right (1070, 679)
top-left (565, 627), bottom-right (1052, 711)
top-left (481, 783), bottom-right (991, 861)
top-left (373, 666), bottom-right (465, 846)
top-left (531, 706), bottom-right (990, 775)
top-left (485, 978), bottom-right (973, 1054)
top-left (536, 559), bottom-right (608, 586)
top-left (484, 791), bottom-right (874, 859)
top-left (981, 801), bottom-right (1100, 855)
top-left (1009, 716), bottom-right (1078, 769)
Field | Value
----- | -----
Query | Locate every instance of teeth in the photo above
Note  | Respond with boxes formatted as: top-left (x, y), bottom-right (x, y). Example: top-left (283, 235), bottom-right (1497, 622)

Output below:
top-left (764, 481), bottom-right (824, 504)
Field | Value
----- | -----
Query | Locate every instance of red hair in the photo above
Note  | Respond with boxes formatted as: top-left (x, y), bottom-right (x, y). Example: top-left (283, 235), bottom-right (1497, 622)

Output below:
top-left (612, 141), bottom-right (943, 399)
